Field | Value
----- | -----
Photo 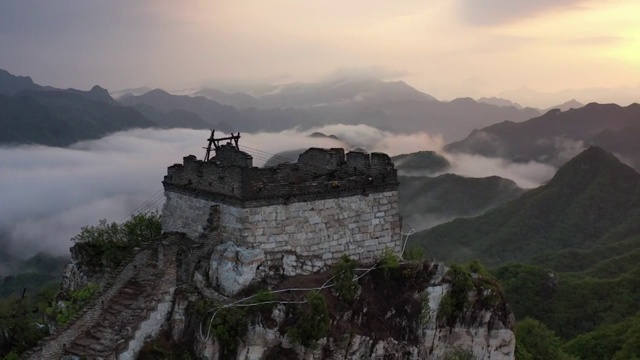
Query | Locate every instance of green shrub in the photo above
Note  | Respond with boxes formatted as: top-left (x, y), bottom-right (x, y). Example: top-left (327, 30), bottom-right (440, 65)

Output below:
top-left (465, 259), bottom-right (490, 277)
top-left (247, 289), bottom-right (277, 317)
top-left (516, 318), bottom-right (577, 360)
top-left (288, 292), bottom-right (330, 347)
top-left (333, 256), bottom-right (360, 304)
top-left (379, 249), bottom-right (400, 278)
top-left (123, 212), bottom-right (162, 245)
top-left (437, 264), bottom-right (473, 326)
top-left (1, 352), bottom-right (19, 360)
top-left (403, 246), bottom-right (425, 261)
top-left (209, 307), bottom-right (248, 358)
top-left (51, 282), bottom-right (100, 325)
top-left (71, 212), bottom-right (161, 270)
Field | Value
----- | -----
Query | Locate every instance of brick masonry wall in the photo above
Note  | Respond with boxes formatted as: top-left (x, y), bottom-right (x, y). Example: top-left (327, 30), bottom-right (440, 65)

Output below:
top-left (162, 191), bottom-right (242, 240)
top-left (162, 190), bottom-right (402, 271)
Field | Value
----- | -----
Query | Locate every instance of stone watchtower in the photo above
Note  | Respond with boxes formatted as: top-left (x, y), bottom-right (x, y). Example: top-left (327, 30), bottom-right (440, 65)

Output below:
top-left (161, 138), bottom-right (402, 275)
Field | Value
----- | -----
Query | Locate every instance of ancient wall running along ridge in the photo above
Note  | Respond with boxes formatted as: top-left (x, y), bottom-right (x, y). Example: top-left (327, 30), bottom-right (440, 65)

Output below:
top-left (161, 145), bottom-right (402, 272)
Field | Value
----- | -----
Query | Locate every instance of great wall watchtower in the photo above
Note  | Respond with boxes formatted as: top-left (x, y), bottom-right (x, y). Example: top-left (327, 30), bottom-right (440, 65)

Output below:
top-left (161, 140), bottom-right (402, 274)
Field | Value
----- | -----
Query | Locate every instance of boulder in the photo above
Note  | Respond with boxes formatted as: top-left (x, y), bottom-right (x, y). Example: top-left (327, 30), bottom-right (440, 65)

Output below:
top-left (208, 242), bottom-right (265, 296)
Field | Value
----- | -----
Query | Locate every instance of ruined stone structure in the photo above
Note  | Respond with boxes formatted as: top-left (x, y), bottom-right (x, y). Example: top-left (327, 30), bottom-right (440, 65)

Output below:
top-left (161, 145), bottom-right (402, 274)
top-left (27, 142), bottom-right (517, 360)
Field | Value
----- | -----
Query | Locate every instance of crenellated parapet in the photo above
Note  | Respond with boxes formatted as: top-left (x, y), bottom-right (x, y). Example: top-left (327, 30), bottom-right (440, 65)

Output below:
top-left (163, 145), bottom-right (399, 207)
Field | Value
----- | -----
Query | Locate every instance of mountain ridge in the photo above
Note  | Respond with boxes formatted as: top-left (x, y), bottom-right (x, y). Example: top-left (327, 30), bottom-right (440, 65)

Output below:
top-left (409, 146), bottom-right (640, 267)
top-left (445, 102), bottom-right (640, 168)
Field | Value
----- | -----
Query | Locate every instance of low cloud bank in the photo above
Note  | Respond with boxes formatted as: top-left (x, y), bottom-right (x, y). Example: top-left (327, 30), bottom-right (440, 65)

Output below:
top-left (0, 125), bottom-right (556, 259)
top-left (443, 153), bottom-right (557, 189)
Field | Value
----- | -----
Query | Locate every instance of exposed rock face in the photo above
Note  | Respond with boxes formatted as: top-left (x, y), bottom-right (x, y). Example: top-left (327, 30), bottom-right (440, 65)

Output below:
top-left (59, 263), bottom-right (89, 293)
top-left (189, 262), bottom-right (516, 360)
top-left (208, 242), bottom-right (266, 296)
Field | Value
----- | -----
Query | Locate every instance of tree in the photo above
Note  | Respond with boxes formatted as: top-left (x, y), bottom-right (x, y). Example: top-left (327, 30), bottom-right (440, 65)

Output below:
top-left (516, 318), bottom-right (576, 360)
top-left (0, 290), bottom-right (48, 357)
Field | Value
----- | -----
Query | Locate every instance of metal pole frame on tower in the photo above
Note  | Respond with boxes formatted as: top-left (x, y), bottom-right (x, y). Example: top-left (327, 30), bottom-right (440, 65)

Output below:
top-left (203, 129), bottom-right (242, 161)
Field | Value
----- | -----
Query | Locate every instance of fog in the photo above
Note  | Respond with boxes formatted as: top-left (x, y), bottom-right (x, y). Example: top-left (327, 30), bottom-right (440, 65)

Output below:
top-left (442, 153), bottom-right (557, 189)
top-left (0, 125), bottom-right (557, 259)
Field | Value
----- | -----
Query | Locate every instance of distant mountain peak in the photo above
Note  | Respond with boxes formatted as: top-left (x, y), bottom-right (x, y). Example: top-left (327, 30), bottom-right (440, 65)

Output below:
top-left (146, 88), bottom-right (171, 96)
top-left (0, 68), bottom-right (44, 95)
top-left (549, 146), bottom-right (635, 185)
top-left (88, 85), bottom-right (113, 100)
top-left (90, 85), bottom-right (107, 92)
top-left (543, 99), bottom-right (585, 112)
top-left (477, 96), bottom-right (523, 109)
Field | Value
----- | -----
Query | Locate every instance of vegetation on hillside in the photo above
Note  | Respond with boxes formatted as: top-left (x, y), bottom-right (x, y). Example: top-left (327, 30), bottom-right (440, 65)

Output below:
top-left (410, 147), bottom-right (640, 266)
top-left (71, 212), bottom-right (162, 271)
top-left (0, 253), bottom-right (67, 299)
top-left (398, 173), bottom-right (523, 230)
top-left (407, 148), bottom-right (640, 359)
top-left (0, 213), bottom-right (162, 358)
top-left (392, 150), bottom-right (450, 174)
top-left (0, 90), bottom-right (156, 147)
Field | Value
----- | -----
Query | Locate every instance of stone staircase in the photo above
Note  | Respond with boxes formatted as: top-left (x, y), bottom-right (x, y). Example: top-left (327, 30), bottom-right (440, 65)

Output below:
top-left (62, 243), bottom-right (178, 359)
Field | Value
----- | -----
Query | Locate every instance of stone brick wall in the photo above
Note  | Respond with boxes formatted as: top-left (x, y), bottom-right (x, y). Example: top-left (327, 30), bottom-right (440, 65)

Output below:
top-left (161, 146), bottom-right (403, 273)
top-left (162, 190), bottom-right (402, 271)
top-left (162, 191), bottom-right (243, 241)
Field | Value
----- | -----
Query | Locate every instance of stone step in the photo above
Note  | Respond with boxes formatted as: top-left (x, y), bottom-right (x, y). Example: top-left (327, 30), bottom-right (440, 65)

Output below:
top-left (87, 331), bottom-right (109, 342)
top-left (62, 244), bottom-right (178, 359)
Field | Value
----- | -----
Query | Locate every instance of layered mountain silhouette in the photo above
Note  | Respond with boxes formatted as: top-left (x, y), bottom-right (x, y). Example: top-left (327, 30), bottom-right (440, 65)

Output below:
top-left (121, 86), bottom-right (541, 141)
top-left (184, 78), bottom-right (435, 109)
top-left (477, 97), bottom-right (523, 109)
top-left (0, 70), bottom-right (157, 146)
top-left (131, 103), bottom-right (210, 129)
top-left (118, 89), bottom-right (242, 130)
top-left (409, 146), bottom-right (640, 267)
top-left (0, 68), bottom-right (50, 95)
top-left (445, 103), bottom-right (640, 168)
top-left (399, 174), bottom-right (524, 231)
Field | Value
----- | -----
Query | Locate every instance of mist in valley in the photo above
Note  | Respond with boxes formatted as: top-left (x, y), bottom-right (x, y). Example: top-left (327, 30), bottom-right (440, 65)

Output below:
top-left (0, 125), bottom-right (562, 261)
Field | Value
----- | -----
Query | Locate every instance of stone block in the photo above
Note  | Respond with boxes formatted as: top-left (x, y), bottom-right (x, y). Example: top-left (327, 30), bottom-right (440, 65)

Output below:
top-left (330, 244), bottom-right (344, 252)
top-left (360, 213), bottom-right (374, 222)
top-left (262, 211), bottom-right (276, 221)
top-left (364, 239), bottom-right (378, 247)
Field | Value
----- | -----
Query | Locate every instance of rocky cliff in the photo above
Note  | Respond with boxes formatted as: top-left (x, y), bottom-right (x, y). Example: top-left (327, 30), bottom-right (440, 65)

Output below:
top-left (171, 240), bottom-right (515, 360)
top-left (33, 236), bottom-right (515, 360)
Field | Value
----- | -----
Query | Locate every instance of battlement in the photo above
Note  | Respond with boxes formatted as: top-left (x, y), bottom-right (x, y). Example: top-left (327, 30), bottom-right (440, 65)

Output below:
top-left (163, 145), bottom-right (398, 207)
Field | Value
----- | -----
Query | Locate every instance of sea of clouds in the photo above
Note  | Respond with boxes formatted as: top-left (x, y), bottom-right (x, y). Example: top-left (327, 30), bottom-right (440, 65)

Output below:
top-left (0, 125), bottom-right (559, 260)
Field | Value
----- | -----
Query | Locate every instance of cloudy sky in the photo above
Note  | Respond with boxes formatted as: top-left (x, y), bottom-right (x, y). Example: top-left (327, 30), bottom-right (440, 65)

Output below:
top-left (1, 0), bottom-right (639, 101)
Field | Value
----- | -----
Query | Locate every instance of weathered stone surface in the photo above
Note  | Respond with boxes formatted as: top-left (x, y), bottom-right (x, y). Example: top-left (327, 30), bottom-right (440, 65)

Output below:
top-left (60, 263), bottom-right (88, 293)
top-left (163, 190), bottom-right (403, 276)
top-left (208, 242), bottom-right (265, 296)
top-left (194, 264), bottom-right (515, 360)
